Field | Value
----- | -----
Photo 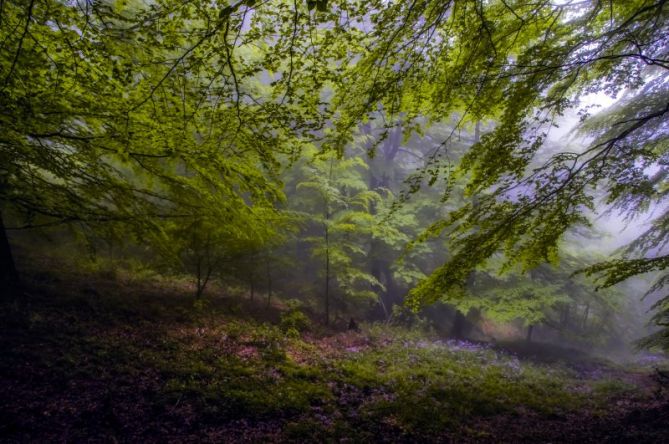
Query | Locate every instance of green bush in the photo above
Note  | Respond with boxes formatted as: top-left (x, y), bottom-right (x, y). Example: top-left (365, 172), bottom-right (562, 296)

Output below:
top-left (280, 299), bottom-right (311, 333)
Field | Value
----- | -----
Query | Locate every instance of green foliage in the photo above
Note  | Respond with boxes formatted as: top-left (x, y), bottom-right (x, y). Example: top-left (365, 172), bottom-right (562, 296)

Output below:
top-left (280, 299), bottom-right (311, 334)
top-left (457, 274), bottom-right (569, 327)
top-left (0, 0), bottom-right (333, 294)
top-left (583, 256), bottom-right (669, 350)
top-left (286, 146), bottom-right (383, 318)
top-left (326, 0), bottom-right (669, 348)
top-left (2, 0), bottom-right (667, 347)
top-left (445, 248), bottom-right (629, 345)
top-left (335, 342), bottom-right (579, 432)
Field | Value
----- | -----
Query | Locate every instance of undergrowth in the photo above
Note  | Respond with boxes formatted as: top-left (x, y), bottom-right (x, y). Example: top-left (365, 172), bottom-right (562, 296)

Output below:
top-left (1, 263), bottom-right (666, 442)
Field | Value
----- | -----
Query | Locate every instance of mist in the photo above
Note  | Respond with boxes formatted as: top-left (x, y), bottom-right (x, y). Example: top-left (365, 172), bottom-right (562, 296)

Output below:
top-left (1, 0), bottom-right (668, 442)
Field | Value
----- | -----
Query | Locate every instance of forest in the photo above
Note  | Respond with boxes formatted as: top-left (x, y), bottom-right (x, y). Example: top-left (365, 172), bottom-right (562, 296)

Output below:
top-left (1, 0), bottom-right (668, 442)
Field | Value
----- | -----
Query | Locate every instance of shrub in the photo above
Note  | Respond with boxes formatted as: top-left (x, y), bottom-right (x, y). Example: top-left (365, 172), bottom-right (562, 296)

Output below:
top-left (280, 299), bottom-right (311, 333)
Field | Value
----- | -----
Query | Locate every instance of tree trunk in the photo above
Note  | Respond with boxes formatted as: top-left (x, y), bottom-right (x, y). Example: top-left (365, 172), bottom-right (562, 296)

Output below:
top-left (582, 303), bottom-right (590, 330)
top-left (377, 259), bottom-right (400, 320)
top-left (323, 158), bottom-right (334, 326)
top-left (195, 256), bottom-right (204, 299)
top-left (370, 258), bottom-right (401, 321)
top-left (370, 258), bottom-right (389, 319)
top-left (195, 264), bottom-right (212, 300)
top-left (266, 255), bottom-right (272, 308)
top-left (324, 224), bottom-right (330, 326)
top-left (559, 305), bottom-right (571, 339)
top-left (526, 324), bottom-right (534, 343)
top-left (383, 262), bottom-right (400, 310)
top-left (364, 125), bottom-right (402, 321)
top-left (0, 209), bottom-right (19, 296)
top-left (451, 310), bottom-right (467, 339)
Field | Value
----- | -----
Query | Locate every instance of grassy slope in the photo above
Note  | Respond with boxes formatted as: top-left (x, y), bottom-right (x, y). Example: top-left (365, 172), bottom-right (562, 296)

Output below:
top-left (1, 262), bottom-right (668, 443)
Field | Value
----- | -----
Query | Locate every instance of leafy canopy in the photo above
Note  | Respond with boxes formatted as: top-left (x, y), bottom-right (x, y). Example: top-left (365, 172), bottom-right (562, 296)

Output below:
top-left (2, 0), bottom-right (668, 346)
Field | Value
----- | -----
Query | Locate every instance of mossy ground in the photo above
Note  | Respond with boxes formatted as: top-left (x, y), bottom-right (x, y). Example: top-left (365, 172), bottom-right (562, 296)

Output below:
top-left (1, 261), bottom-right (668, 442)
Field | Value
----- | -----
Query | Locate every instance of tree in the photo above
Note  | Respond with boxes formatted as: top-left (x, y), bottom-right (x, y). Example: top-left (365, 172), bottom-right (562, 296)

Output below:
top-left (319, 0), bottom-right (669, 349)
top-left (0, 0), bottom-right (334, 295)
top-left (3, 0), bottom-right (668, 349)
top-left (157, 207), bottom-right (284, 299)
top-left (289, 146), bottom-right (382, 324)
top-left (453, 250), bottom-right (625, 345)
top-left (354, 116), bottom-right (478, 319)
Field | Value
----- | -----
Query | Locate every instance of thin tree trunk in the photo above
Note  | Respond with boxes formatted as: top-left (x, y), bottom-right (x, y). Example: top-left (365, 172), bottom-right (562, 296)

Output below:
top-left (195, 255), bottom-right (213, 299)
top-left (197, 265), bottom-right (212, 300)
top-left (377, 294), bottom-right (389, 321)
top-left (266, 255), bottom-right (272, 308)
top-left (370, 258), bottom-right (387, 318)
top-left (559, 305), bottom-right (570, 339)
top-left (0, 208), bottom-right (19, 296)
top-left (526, 324), bottom-right (534, 342)
top-left (582, 303), bottom-right (590, 330)
top-left (382, 261), bottom-right (400, 316)
top-left (324, 158), bottom-right (334, 326)
top-left (195, 256), bottom-right (203, 299)
top-left (324, 223), bottom-right (330, 326)
top-left (250, 277), bottom-right (254, 301)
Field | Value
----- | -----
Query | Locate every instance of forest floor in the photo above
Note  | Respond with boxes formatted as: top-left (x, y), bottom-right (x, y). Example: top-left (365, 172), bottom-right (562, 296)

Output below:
top-left (1, 259), bottom-right (669, 443)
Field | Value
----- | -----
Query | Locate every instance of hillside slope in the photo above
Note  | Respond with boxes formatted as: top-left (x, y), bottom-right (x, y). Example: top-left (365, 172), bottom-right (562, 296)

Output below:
top-left (1, 265), bottom-right (668, 443)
